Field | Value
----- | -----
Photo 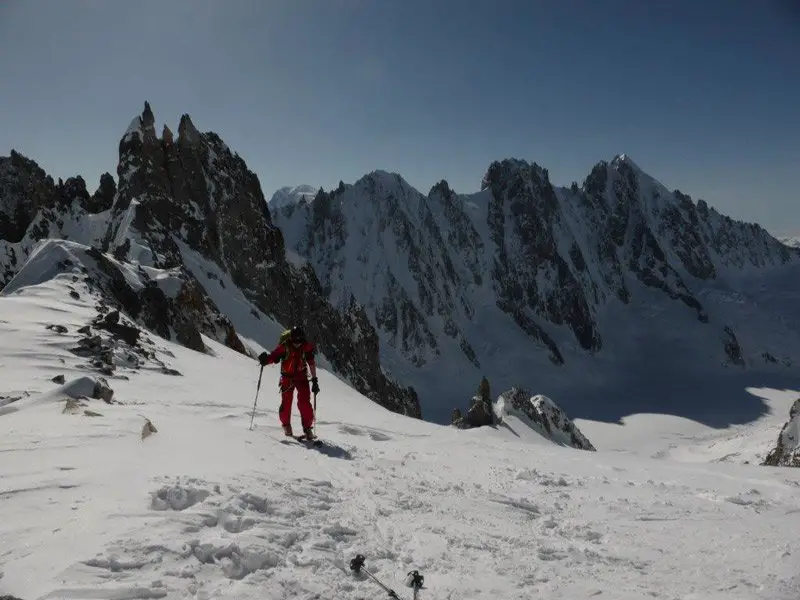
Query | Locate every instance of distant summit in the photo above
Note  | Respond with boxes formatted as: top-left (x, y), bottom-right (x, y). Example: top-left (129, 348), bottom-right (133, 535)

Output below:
top-left (269, 184), bottom-right (319, 209)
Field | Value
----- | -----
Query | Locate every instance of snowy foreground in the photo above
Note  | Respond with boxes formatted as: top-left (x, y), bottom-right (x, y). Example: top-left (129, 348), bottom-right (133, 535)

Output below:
top-left (2, 280), bottom-right (800, 599)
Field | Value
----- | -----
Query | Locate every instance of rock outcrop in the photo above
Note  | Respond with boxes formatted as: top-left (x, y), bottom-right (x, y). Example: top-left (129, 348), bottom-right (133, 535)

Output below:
top-left (451, 395), bottom-right (494, 429)
top-left (495, 387), bottom-right (596, 451)
top-left (763, 399), bottom-right (800, 467)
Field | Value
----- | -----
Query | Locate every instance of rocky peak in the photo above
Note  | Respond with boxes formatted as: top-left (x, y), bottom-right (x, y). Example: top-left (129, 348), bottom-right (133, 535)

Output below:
top-left (162, 124), bottom-right (174, 145)
top-left (57, 176), bottom-right (90, 207)
top-left (429, 179), bottom-right (452, 198)
top-left (88, 173), bottom-right (116, 213)
top-left (362, 169), bottom-right (405, 190)
top-left (0, 150), bottom-right (57, 242)
top-left (142, 101), bottom-right (155, 129)
top-left (178, 114), bottom-right (201, 145)
top-left (112, 102), bottom-right (170, 224)
top-left (611, 152), bottom-right (641, 171)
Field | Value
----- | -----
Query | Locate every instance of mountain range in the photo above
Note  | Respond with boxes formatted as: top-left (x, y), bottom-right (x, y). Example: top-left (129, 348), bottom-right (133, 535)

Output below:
top-left (270, 154), bottom-right (800, 423)
top-left (3, 102), bottom-right (800, 425)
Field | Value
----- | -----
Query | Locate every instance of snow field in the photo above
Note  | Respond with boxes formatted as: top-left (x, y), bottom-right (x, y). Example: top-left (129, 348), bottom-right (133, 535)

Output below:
top-left (1, 278), bottom-right (800, 599)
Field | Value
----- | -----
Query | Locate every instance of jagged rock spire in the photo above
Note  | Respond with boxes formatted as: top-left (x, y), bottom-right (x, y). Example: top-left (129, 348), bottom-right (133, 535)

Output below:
top-left (142, 101), bottom-right (155, 128)
top-left (178, 114), bottom-right (200, 145)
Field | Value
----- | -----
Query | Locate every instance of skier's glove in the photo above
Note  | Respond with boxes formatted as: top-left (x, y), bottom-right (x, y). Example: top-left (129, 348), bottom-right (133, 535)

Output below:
top-left (258, 352), bottom-right (271, 366)
top-left (311, 377), bottom-right (320, 394)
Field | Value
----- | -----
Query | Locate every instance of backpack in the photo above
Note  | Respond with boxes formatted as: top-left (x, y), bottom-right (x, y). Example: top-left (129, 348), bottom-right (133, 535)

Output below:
top-left (277, 328), bottom-right (312, 377)
top-left (278, 329), bottom-right (293, 346)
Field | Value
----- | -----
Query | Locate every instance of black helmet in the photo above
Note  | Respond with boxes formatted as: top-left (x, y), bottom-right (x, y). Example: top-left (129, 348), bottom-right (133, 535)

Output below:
top-left (289, 326), bottom-right (305, 342)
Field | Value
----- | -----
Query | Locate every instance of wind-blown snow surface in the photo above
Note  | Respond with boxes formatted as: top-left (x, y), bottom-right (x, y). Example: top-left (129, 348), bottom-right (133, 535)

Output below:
top-left (2, 278), bottom-right (800, 600)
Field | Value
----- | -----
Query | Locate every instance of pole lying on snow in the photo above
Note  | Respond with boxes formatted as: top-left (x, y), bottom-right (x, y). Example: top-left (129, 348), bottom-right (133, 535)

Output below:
top-left (249, 366), bottom-right (264, 430)
top-left (350, 554), bottom-right (425, 600)
top-left (350, 555), bottom-right (402, 599)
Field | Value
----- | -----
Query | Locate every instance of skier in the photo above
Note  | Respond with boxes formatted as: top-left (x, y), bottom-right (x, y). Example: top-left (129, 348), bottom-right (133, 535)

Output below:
top-left (258, 326), bottom-right (320, 439)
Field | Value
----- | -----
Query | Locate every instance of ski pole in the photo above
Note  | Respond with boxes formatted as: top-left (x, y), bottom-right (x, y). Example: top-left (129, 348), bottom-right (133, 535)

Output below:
top-left (406, 571), bottom-right (425, 600)
top-left (249, 366), bottom-right (264, 430)
top-left (350, 555), bottom-right (404, 599)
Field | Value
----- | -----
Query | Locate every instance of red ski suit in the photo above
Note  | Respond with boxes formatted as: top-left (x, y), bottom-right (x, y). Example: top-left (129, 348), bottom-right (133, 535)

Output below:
top-left (262, 340), bottom-right (316, 429)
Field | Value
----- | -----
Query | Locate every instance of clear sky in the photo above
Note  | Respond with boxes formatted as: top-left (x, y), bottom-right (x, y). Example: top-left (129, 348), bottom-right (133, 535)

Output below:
top-left (1, 0), bottom-right (798, 235)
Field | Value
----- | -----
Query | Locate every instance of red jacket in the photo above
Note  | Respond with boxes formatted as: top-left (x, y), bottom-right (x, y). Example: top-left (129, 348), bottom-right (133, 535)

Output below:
top-left (263, 341), bottom-right (316, 379)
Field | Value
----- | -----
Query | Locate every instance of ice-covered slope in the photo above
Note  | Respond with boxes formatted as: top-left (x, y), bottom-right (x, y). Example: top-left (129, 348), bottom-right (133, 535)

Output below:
top-left (271, 158), bottom-right (800, 423)
top-left (1, 268), bottom-right (800, 600)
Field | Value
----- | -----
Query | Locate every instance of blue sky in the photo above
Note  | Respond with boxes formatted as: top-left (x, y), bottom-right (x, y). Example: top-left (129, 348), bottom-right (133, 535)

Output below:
top-left (1, 0), bottom-right (798, 234)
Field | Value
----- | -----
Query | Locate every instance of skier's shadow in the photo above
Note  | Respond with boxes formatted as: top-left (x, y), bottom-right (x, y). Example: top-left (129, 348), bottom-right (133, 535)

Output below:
top-left (280, 439), bottom-right (354, 460)
top-left (314, 442), bottom-right (354, 460)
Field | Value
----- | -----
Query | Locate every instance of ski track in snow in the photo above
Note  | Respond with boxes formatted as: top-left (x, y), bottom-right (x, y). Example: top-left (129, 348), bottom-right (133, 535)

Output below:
top-left (1, 277), bottom-right (800, 599)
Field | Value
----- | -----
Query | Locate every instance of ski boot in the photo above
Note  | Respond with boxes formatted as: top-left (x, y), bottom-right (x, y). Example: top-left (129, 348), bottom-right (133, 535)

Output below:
top-left (282, 424), bottom-right (293, 437)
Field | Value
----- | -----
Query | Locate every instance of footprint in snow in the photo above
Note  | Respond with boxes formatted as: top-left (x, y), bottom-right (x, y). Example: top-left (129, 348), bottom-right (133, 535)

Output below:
top-left (337, 423), bottom-right (392, 441)
top-left (724, 490), bottom-right (770, 510)
top-left (537, 546), bottom-right (568, 561)
top-left (514, 468), bottom-right (573, 487)
top-left (150, 484), bottom-right (212, 511)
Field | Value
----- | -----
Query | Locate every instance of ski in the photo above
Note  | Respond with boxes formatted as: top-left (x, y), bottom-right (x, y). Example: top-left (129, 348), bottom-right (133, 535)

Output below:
top-left (293, 435), bottom-right (323, 448)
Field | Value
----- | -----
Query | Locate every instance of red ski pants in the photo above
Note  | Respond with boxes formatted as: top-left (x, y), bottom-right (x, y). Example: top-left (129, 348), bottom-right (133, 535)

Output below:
top-left (279, 376), bottom-right (314, 429)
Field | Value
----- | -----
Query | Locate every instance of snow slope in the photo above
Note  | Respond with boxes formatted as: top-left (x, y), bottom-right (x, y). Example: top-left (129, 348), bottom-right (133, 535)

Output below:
top-left (2, 254), bottom-right (800, 600)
